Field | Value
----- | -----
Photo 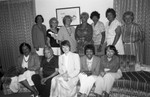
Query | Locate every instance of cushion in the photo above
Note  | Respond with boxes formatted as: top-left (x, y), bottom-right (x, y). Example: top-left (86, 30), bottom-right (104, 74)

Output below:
top-left (113, 71), bottom-right (150, 92)
top-left (119, 55), bottom-right (136, 72)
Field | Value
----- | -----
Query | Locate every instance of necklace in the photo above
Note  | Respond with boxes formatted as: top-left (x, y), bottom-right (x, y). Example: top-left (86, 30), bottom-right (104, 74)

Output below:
top-left (65, 27), bottom-right (72, 36)
top-left (23, 56), bottom-right (29, 63)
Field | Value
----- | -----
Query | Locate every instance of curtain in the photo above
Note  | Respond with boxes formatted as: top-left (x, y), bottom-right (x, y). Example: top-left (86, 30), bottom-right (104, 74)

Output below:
top-left (0, 0), bottom-right (36, 72)
top-left (113, 0), bottom-right (150, 65)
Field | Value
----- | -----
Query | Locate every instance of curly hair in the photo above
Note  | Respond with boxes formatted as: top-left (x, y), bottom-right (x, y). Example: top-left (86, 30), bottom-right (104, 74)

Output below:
top-left (19, 42), bottom-right (31, 54)
top-left (106, 8), bottom-right (116, 18)
top-left (84, 44), bottom-right (95, 55)
top-left (90, 11), bottom-right (100, 20)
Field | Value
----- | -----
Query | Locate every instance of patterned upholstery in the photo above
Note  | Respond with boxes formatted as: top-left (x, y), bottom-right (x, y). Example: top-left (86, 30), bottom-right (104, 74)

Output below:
top-left (78, 55), bottom-right (150, 97)
top-left (2, 83), bottom-right (30, 95)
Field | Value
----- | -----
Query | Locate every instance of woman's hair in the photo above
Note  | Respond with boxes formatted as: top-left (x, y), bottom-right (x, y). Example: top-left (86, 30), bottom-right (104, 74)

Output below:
top-left (84, 44), bottom-right (95, 55)
top-left (49, 17), bottom-right (58, 28)
top-left (44, 46), bottom-right (54, 55)
top-left (106, 8), bottom-right (116, 18)
top-left (90, 11), bottom-right (100, 20)
top-left (62, 15), bottom-right (72, 25)
top-left (19, 42), bottom-right (31, 54)
top-left (35, 15), bottom-right (44, 23)
top-left (104, 45), bottom-right (118, 55)
top-left (80, 12), bottom-right (89, 19)
top-left (122, 11), bottom-right (134, 22)
top-left (60, 40), bottom-right (71, 48)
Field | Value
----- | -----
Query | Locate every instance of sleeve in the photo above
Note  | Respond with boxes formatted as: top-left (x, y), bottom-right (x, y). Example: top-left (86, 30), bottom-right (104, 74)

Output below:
top-left (85, 25), bottom-right (93, 42)
top-left (93, 57), bottom-right (101, 75)
top-left (137, 24), bottom-right (144, 41)
top-left (43, 25), bottom-right (47, 42)
top-left (100, 22), bottom-right (105, 32)
top-left (32, 25), bottom-right (38, 48)
top-left (55, 56), bottom-right (59, 68)
top-left (58, 55), bottom-right (65, 74)
top-left (29, 54), bottom-right (40, 71)
top-left (80, 57), bottom-right (84, 72)
top-left (57, 27), bottom-right (64, 41)
top-left (69, 54), bottom-right (80, 78)
top-left (46, 29), bottom-right (51, 38)
top-left (75, 25), bottom-right (79, 41)
top-left (108, 57), bottom-right (120, 72)
top-left (99, 56), bottom-right (105, 72)
top-left (16, 57), bottom-right (22, 72)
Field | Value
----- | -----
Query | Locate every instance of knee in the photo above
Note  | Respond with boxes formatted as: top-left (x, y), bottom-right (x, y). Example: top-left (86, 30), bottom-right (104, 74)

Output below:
top-left (32, 74), bottom-right (41, 82)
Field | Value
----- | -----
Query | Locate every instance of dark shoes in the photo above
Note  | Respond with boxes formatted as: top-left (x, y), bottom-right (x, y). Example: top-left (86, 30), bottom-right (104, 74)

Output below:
top-left (104, 91), bottom-right (109, 97)
top-left (95, 94), bottom-right (102, 97)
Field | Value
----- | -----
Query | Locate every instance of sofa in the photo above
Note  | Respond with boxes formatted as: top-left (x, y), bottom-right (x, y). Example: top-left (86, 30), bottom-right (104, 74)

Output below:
top-left (77, 55), bottom-right (150, 97)
top-left (1, 55), bottom-right (150, 97)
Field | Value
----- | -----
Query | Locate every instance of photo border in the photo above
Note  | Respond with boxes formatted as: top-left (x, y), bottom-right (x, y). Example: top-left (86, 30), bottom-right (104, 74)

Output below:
top-left (56, 6), bottom-right (80, 27)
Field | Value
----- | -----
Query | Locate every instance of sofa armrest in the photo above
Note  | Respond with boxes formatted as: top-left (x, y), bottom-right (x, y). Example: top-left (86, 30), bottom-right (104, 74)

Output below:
top-left (119, 55), bottom-right (136, 72)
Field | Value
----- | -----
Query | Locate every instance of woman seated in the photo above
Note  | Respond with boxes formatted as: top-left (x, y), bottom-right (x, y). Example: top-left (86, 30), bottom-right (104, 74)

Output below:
top-left (16, 42), bottom-right (40, 97)
top-left (94, 45), bottom-right (122, 97)
top-left (78, 44), bottom-right (100, 97)
top-left (32, 46), bottom-right (59, 97)
top-left (50, 40), bottom-right (80, 97)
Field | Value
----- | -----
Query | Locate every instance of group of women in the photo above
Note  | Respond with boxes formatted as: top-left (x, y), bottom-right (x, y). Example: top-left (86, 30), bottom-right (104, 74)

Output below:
top-left (12, 8), bottom-right (144, 97)
top-left (32, 8), bottom-right (144, 62)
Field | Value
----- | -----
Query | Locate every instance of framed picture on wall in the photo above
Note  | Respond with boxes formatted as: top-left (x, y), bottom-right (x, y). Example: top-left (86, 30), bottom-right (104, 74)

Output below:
top-left (56, 6), bottom-right (80, 27)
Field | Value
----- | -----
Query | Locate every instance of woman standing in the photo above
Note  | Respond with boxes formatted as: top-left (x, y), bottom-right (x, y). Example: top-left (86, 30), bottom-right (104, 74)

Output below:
top-left (105, 8), bottom-right (124, 55)
top-left (90, 11), bottom-right (105, 54)
top-left (75, 12), bottom-right (93, 55)
top-left (57, 15), bottom-right (77, 52)
top-left (121, 11), bottom-right (144, 63)
top-left (46, 17), bottom-right (61, 55)
top-left (32, 15), bottom-right (46, 56)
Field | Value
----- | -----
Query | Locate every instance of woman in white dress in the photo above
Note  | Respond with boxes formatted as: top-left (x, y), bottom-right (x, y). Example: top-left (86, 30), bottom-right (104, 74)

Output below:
top-left (50, 40), bottom-right (80, 97)
top-left (105, 8), bottom-right (124, 55)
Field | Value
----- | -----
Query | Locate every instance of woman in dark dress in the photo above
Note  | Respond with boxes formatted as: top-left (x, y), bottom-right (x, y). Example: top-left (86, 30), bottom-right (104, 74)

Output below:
top-left (75, 12), bottom-right (93, 55)
top-left (46, 17), bottom-right (61, 55)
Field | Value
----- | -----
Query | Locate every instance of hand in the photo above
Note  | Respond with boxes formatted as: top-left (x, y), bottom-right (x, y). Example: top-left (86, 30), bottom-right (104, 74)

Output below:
top-left (100, 72), bottom-right (105, 77)
top-left (41, 78), bottom-right (47, 85)
top-left (62, 73), bottom-right (69, 81)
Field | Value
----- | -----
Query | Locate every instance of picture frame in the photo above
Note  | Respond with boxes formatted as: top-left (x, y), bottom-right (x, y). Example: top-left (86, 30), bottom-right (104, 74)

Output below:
top-left (56, 6), bottom-right (81, 27)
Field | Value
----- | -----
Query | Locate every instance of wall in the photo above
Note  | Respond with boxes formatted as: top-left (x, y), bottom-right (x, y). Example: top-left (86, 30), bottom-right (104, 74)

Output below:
top-left (35, 0), bottom-right (113, 28)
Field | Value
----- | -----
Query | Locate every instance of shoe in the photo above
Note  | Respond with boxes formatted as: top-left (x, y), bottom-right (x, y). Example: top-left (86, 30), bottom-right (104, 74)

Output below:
top-left (104, 92), bottom-right (109, 97)
top-left (30, 94), bottom-right (40, 97)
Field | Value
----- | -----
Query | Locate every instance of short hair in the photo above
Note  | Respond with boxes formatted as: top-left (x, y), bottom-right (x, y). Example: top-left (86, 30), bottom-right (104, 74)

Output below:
top-left (122, 11), bottom-right (134, 22)
top-left (19, 42), bottom-right (31, 54)
top-left (84, 44), bottom-right (95, 55)
top-left (49, 17), bottom-right (58, 28)
top-left (62, 15), bottom-right (72, 25)
top-left (35, 15), bottom-right (44, 23)
top-left (106, 8), bottom-right (116, 18)
top-left (44, 46), bottom-right (54, 55)
top-left (104, 45), bottom-right (118, 55)
top-left (90, 11), bottom-right (100, 20)
top-left (60, 40), bottom-right (71, 48)
top-left (80, 12), bottom-right (89, 19)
